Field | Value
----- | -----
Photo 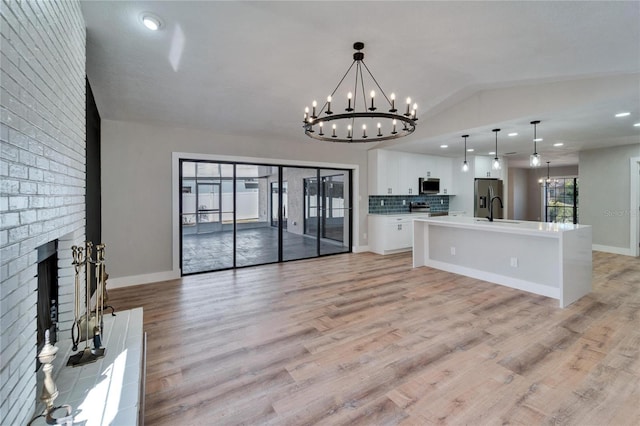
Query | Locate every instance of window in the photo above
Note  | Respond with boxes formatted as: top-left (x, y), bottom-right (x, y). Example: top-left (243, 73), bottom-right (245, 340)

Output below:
top-left (544, 177), bottom-right (578, 224)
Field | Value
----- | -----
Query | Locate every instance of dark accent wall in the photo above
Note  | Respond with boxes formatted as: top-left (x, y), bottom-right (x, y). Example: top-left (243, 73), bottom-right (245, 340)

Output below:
top-left (86, 78), bottom-right (101, 259)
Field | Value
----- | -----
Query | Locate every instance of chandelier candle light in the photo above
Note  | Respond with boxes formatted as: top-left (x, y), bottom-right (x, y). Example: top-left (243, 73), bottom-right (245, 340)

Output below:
top-left (303, 42), bottom-right (418, 142)
top-left (530, 120), bottom-right (542, 167)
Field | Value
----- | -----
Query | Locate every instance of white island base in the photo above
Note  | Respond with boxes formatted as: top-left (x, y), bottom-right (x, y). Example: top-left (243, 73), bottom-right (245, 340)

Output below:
top-left (413, 217), bottom-right (593, 308)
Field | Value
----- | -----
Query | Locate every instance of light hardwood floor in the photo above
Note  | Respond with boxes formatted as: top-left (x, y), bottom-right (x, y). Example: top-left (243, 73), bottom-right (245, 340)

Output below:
top-left (108, 251), bottom-right (640, 425)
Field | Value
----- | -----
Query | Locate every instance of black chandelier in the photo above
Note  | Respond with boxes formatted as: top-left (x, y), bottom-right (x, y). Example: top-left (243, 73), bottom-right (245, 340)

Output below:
top-left (303, 42), bottom-right (417, 143)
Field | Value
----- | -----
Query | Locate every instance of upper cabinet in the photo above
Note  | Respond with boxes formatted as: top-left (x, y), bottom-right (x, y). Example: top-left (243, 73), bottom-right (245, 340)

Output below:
top-left (368, 149), bottom-right (399, 195)
top-left (474, 156), bottom-right (503, 179)
top-left (368, 149), bottom-right (455, 196)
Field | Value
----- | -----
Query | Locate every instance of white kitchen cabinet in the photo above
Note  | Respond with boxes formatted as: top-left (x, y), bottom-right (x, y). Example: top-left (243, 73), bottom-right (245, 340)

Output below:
top-left (368, 149), bottom-right (455, 196)
top-left (436, 157), bottom-right (454, 195)
top-left (368, 215), bottom-right (416, 254)
top-left (398, 154), bottom-right (422, 195)
top-left (368, 149), bottom-right (400, 195)
top-left (474, 156), bottom-right (503, 179)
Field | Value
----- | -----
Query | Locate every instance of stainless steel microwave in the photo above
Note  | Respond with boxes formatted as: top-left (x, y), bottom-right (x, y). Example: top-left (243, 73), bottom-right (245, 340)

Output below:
top-left (419, 177), bottom-right (440, 194)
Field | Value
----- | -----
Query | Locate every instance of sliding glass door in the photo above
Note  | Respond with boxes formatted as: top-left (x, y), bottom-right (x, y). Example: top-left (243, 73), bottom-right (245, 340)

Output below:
top-left (181, 162), bottom-right (235, 273)
top-left (180, 160), bottom-right (351, 274)
top-left (283, 167), bottom-right (319, 261)
top-left (319, 170), bottom-right (350, 255)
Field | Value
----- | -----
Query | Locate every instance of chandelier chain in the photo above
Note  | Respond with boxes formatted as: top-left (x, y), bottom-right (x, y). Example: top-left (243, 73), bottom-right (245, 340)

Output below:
top-left (360, 60), bottom-right (393, 106)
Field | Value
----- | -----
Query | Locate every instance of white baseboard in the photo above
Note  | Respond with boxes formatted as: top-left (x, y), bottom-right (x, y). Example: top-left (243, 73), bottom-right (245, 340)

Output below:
top-left (108, 270), bottom-right (180, 289)
top-left (353, 245), bottom-right (370, 253)
top-left (592, 244), bottom-right (634, 256)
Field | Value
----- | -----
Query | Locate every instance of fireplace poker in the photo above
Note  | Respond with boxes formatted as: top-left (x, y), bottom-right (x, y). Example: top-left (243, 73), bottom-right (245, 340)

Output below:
top-left (70, 245), bottom-right (84, 352)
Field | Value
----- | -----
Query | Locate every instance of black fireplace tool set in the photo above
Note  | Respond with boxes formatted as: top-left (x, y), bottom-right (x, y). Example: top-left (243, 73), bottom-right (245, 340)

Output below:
top-left (67, 241), bottom-right (116, 367)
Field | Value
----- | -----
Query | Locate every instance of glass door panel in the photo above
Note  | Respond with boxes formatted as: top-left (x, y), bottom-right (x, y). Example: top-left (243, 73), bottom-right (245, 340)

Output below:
top-left (319, 170), bottom-right (351, 255)
top-left (284, 167), bottom-right (319, 261)
top-left (180, 161), bottom-right (234, 273)
top-left (235, 164), bottom-right (278, 268)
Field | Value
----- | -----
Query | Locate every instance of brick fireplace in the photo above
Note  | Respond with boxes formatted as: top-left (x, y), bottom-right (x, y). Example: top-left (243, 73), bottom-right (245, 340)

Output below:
top-left (0, 1), bottom-right (86, 424)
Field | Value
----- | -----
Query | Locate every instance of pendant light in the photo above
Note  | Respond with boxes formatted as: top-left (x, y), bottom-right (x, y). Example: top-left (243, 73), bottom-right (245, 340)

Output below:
top-left (530, 120), bottom-right (542, 167)
top-left (461, 135), bottom-right (469, 172)
top-left (492, 128), bottom-right (501, 170)
top-left (545, 161), bottom-right (551, 184)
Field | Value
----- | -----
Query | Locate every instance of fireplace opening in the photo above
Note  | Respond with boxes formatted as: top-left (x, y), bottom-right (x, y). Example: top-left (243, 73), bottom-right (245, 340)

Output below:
top-left (36, 239), bottom-right (58, 370)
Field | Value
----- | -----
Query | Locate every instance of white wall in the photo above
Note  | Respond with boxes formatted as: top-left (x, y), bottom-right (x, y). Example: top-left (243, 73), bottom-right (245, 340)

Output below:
top-left (101, 119), bottom-right (367, 281)
top-left (0, 1), bottom-right (86, 424)
top-left (508, 168), bottom-right (528, 220)
top-left (580, 143), bottom-right (640, 254)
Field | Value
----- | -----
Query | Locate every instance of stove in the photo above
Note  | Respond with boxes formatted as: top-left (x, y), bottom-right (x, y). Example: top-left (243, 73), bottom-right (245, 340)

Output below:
top-left (409, 202), bottom-right (448, 217)
top-left (409, 202), bottom-right (430, 213)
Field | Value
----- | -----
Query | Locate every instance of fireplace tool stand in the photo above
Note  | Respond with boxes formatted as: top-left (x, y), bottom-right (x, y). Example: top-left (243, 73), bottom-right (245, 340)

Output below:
top-left (28, 330), bottom-right (73, 426)
top-left (67, 242), bottom-right (111, 367)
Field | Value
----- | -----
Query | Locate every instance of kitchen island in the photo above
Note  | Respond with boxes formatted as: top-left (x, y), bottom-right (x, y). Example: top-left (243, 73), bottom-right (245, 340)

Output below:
top-left (413, 216), bottom-right (592, 307)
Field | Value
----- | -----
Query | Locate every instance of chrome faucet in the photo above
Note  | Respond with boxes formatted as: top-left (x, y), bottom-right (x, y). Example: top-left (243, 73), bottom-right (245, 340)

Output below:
top-left (486, 185), bottom-right (503, 222)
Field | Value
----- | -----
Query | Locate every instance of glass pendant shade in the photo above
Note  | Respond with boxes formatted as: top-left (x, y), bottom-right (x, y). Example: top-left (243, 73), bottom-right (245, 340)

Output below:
top-left (530, 120), bottom-right (542, 167)
top-left (492, 157), bottom-right (501, 170)
top-left (530, 153), bottom-right (541, 167)
top-left (462, 160), bottom-right (469, 172)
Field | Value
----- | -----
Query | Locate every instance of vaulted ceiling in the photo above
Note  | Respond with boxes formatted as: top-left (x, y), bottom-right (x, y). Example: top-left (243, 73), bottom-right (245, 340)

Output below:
top-left (81, 1), bottom-right (640, 166)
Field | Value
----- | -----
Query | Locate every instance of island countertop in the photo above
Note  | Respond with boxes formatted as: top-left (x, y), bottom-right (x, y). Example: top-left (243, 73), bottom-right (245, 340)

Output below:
top-left (414, 216), bottom-right (591, 237)
top-left (413, 216), bottom-right (593, 308)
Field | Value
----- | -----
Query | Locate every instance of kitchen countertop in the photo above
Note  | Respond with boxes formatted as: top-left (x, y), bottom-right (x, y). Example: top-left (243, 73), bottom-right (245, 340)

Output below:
top-left (414, 216), bottom-right (591, 237)
top-left (368, 212), bottom-right (448, 216)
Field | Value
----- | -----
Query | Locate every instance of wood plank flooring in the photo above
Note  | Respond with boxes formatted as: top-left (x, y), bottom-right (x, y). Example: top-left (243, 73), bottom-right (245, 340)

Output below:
top-left (108, 251), bottom-right (640, 425)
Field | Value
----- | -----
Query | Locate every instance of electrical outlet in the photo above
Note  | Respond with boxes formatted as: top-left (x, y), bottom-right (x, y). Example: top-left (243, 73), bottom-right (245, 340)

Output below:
top-left (510, 257), bottom-right (518, 267)
top-left (450, 247), bottom-right (456, 256)
top-left (381, 200), bottom-right (384, 206)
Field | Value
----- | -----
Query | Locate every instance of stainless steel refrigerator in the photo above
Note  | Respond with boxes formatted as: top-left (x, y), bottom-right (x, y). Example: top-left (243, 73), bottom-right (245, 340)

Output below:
top-left (474, 178), bottom-right (504, 219)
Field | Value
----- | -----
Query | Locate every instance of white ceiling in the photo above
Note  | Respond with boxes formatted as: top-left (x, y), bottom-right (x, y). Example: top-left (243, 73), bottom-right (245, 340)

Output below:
top-left (81, 1), bottom-right (640, 167)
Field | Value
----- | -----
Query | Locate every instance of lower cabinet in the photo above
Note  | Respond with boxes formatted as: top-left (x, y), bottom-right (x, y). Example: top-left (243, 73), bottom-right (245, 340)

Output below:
top-left (369, 215), bottom-right (426, 255)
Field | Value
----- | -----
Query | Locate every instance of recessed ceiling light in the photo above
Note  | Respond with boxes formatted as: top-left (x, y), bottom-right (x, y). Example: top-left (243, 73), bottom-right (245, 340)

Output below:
top-left (489, 151), bottom-right (496, 155)
top-left (615, 112), bottom-right (630, 117)
top-left (440, 145), bottom-right (448, 148)
top-left (467, 148), bottom-right (474, 152)
top-left (634, 122), bottom-right (640, 127)
top-left (534, 138), bottom-right (543, 142)
top-left (140, 12), bottom-right (162, 31)
top-left (553, 142), bottom-right (564, 147)
top-left (508, 132), bottom-right (518, 137)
